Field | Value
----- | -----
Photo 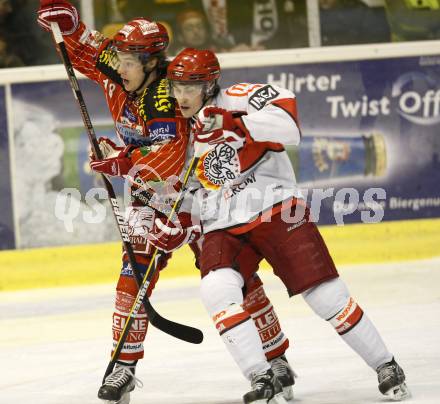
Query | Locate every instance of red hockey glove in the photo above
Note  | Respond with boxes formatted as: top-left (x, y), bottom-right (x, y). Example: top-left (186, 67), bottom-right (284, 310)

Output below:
top-left (37, 0), bottom-right (79, 35)
top-left (90, 145), bottom-right (134, 177)
top-left (148, 213), bottom-right (201, 253)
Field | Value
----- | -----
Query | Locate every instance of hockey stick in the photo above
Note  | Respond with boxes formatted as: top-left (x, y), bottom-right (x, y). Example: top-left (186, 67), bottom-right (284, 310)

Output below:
top-left (104, 154), bottom-right (200, 380)
top-left (50, 22), bottom-right (203, 347)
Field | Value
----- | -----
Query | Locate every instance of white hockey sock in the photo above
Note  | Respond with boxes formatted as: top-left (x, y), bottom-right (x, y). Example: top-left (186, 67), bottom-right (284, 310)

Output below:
top-left (201, 268), bottom-right (270, 379)
top-left (303, 278), bottom-right (393, 370)
top-left (214, 303), bottom-right (270, 378)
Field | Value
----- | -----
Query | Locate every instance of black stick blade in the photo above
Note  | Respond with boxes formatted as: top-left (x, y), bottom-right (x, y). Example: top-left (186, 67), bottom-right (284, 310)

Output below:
top-left (144, 299), bottom-right (203, 344)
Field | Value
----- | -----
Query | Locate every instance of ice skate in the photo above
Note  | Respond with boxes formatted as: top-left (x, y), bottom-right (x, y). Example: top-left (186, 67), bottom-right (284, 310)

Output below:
top-left (243, 368), bottom-right (288, 404)
top-left (270, 355), bottom-right (296, 401)
top-left (376, 357), bottom-right (411, 401)
top-left (98, 362), bottom-right (143, 404)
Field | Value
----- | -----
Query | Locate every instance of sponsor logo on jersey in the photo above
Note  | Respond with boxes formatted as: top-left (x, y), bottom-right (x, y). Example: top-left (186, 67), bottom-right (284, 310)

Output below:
top-left (116, 122), bottom-right (151, 147)
top-left (148, 121), bottom-right (176, 143)
top-left (153, 79), bottom-right (173, 112)
top-left (123, 105), bottom-right (137, 123)
top-left (98, 48), bottom-right (119, 70)
top-left (121, 260), bottom-right (149, 278)
top-left (121, 262), bottom-right (134, 277)
top-left (223, 173), bottom-right (256, 199)
top-left (138, 79), bottom-right (173, 121)
top-left (286, 218), bottom-right (306, 232)
top-left (196, 143), bottom-right (240, 190)
top-left (249, 85), bottom-right (279, 110)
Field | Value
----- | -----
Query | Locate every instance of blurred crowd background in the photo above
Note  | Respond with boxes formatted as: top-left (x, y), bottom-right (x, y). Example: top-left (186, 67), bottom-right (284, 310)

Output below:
top-left (0, 0), bottom-right (439, 68)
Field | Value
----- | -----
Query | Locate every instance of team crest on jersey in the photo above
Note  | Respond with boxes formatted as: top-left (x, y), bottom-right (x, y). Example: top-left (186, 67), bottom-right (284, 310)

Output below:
top-left (249, 85), bottom-right (279, 110)
top-left (196, 143), bottom-right (240, 190)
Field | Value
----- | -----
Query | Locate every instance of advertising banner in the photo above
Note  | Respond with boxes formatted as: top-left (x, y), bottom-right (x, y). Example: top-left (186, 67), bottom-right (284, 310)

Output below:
top-left (8, 54), bottom-right (440, 247)
top-left (11, 79), bottom-right (119, 248)
top-left (222, 54), bottom-right (440, 224)
top-left (0, 86), bottom-right (15, 250)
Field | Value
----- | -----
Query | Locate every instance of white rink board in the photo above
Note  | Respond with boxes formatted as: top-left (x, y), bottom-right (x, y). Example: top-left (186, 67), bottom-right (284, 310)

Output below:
top-left (1, 258), bottom-right (440, 404)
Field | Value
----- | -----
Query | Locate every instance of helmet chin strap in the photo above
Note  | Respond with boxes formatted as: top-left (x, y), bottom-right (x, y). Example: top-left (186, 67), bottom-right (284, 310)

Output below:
top-left (195, 95), bottom-right (213, 116)
top-left (194, 82), bottom-right (216, 115)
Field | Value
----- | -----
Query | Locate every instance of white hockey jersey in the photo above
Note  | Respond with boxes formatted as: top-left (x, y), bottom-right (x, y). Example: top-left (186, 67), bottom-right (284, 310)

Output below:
top-left (182, 82), bottom-right (304, 235)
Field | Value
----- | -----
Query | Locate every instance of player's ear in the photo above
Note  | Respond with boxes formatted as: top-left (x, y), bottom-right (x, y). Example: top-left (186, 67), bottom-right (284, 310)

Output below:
top-left (145, 57), bottom-right (158, 71)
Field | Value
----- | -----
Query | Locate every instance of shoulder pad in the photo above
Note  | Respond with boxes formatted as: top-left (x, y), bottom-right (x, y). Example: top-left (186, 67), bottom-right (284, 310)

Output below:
top-left (95, 43), bottom-right (123, 86)
top-left (138, 78), bottom-right (175, 122)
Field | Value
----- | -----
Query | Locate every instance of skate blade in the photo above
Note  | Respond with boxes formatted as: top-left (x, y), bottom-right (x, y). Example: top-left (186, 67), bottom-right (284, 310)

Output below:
top-left (385, 382), bottom-right (411, 401)
top-left (282, 386), bottom-right (294, 401)
top-left (101, 392), bottom-right (131, 404)
top-left (269, 392), bottom-right (288, 404)
top-left (248, 392), bottom-right (288, 404)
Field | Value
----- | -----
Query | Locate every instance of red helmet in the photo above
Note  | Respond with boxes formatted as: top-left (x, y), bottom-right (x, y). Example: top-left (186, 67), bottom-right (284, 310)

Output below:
top-left (112, 18), bottom-right (169, 55)
top-left (167, 48), bottom-right (220, 82)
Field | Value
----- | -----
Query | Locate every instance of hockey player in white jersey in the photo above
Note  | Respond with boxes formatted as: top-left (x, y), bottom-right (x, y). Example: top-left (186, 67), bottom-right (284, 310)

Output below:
top-left (148, 48), bottom-right (410, 403)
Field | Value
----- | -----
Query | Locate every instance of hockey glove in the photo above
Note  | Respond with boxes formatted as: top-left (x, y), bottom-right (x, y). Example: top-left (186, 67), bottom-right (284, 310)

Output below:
top-left (90, 145), bottom-right (135, 177)
top-left (202, 107), bottom-right (237, 131)
top-left (38, 0), bottom-right (79, 35)
top-left (148, 212), bottom-right (201, 253)
top-left (194, 107), bottom-right (245, 144)
top-left (96, 137), bottom-right (124, 159)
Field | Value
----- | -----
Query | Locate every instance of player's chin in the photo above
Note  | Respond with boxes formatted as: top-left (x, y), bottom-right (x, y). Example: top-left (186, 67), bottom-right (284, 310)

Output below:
top-left (180, 107), bottom-right (194, 118)
top-left (122, 79), bottom-right (133, 91)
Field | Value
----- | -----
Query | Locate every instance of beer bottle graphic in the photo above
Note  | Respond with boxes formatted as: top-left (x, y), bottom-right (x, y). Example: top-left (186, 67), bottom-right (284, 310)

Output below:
top-left (286, 133), bottom-right (386, 183)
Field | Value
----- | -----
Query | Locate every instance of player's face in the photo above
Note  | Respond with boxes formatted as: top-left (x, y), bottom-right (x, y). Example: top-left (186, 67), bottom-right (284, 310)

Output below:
top-left (171, 81), bottom-right (205, 118)
top-left (180, 17), bottom-right (207, 47)
top-left (117, 53), bottom-right (145, 92)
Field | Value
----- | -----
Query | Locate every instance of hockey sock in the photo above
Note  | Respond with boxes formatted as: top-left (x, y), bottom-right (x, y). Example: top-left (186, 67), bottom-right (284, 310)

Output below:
top-left (243, 279), bottom-right (289, 360)
top-left (201, 268), bottom-right (270, 379)
top-left (112, 290), bottom-right (148, 361)
top-left (213, 303), bottom-right (270, 378)
top-left (303, 278), bottom-right (393, 370)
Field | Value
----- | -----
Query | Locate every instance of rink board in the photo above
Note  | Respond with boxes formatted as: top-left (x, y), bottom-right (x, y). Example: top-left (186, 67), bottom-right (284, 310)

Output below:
top-left (0, 42), bottom-right (440, 250)
top-left (1, 217), bottom-right (439, 291)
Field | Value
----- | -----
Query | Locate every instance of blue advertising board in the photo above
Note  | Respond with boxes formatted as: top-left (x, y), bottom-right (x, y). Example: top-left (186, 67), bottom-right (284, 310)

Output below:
top-left (222, 55), bottom-right (440, 224)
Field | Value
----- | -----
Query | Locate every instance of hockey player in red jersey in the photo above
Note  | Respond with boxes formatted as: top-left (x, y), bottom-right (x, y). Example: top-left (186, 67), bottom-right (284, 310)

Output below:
top-left (148, 48), bottom-right (411, 403)
top-left (37, 2), bottom-right (295, 403)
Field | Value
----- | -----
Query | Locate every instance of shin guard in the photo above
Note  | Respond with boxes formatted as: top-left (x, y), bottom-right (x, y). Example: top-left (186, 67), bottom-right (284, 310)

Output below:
top-left (304, 278), bottom-right (393, 370)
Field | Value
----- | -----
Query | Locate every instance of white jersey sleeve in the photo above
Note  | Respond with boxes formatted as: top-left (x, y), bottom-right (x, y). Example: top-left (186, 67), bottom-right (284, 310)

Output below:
top-left (216, 83), bottom-right (301, 145)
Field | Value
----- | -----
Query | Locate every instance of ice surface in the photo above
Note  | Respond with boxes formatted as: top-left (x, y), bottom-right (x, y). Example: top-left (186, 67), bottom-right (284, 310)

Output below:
top-left (1, 258), bottom-right (439, 404)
